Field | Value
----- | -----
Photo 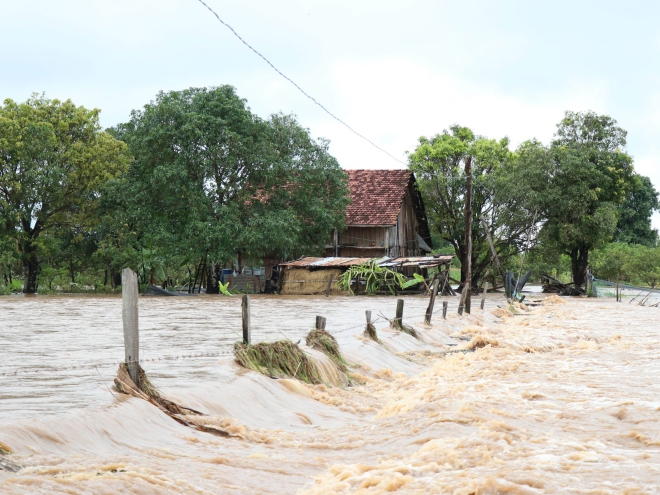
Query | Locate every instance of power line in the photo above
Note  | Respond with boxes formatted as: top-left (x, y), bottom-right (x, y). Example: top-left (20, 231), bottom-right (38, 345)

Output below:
top-left (194, 0), bottom-right (406, 166)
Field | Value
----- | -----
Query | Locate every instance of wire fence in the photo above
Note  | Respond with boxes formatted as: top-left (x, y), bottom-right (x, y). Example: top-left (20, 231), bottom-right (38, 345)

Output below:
top-left (592, 278), bottom-right (660, 306)
top-left (0, 297), bottom-right (497, 377)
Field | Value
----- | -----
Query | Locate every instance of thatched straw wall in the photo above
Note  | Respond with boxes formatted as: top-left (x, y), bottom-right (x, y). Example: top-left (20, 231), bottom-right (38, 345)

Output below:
top-left (281, 268), bottom-right (345, 295)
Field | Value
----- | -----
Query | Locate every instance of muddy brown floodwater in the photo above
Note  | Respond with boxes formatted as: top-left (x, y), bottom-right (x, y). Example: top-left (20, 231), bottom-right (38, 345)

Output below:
top-left (1, 293), bottom-right (659, 494)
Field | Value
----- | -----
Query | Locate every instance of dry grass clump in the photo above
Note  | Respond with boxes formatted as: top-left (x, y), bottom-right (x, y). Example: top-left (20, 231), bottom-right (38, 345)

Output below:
top-left (234, 341), bottom-right (323, 384)
top-left (306, 329), bottom-right (349, 373)
top-left (543, 294), bottom-right (566, 305)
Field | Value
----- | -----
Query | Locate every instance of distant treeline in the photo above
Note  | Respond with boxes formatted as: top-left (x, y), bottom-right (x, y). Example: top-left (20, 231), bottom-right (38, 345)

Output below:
top-left (0, 89), bottom-right (657, 294)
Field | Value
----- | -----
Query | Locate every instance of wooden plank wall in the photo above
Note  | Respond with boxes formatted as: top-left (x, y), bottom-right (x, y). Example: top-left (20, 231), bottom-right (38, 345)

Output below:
top-left (324, 182), bottom-right (423, 258)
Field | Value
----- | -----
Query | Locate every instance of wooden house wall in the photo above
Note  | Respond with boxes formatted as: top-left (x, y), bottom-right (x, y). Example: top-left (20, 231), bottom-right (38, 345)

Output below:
top-left (324, 183), bottom-right (423, 258)
top-left (386, 188), bottom-right (419, 258)
top-left (325, 226), bottom-right (389, 257)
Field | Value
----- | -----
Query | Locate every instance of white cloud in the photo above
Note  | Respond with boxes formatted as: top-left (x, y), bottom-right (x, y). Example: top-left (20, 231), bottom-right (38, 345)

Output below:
top-left (297, 58), bottom-right (610, 169)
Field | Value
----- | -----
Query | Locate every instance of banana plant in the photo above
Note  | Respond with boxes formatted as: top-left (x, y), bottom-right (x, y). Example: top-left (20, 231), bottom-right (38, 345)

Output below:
top-left (401, 273), bottom-right (426, 289)
top-left (219, 281), bottom-right (233, 296)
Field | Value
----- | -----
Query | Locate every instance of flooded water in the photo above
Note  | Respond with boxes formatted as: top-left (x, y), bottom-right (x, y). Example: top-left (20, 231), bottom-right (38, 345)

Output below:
top-left (0, 294), bottom-right (448, 420)
top-left (1, 293), bottom-right (659, 493)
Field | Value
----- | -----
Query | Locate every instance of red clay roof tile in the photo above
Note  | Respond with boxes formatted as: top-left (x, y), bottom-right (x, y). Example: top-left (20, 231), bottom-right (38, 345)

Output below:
top-left (345, 169), bottom-right (411, 226)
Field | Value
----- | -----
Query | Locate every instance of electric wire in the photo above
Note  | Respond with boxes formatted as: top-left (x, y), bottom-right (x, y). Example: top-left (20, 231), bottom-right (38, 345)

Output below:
top-left (194, 0), bottom-right (407, 166)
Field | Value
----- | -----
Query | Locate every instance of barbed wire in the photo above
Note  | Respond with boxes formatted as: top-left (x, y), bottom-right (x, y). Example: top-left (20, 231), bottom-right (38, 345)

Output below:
top-left (0, 297), bottom-right (498, 377)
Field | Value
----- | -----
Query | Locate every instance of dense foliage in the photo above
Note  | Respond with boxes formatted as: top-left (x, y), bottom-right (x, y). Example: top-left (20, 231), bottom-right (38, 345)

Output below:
top-left (412, 111), bottom-right (654, 289)
top-left (0, 95), bottom-right (131, 292)
top-left (0, 90), bottom-right (657, 294)
top-left (408, 126), bottom-right (536, 287)
top-left (0, 88), bottom-right (349, 293)
top-left (107, 86), bottom-right (348, 292)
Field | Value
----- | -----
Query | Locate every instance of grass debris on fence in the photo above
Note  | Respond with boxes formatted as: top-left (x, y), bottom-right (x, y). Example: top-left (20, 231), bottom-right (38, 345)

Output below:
top-left (233, 341), bottom-right (323, 384)
top-left (305, 328), bottom-right (349, 373)
top-left (114, 364), bottom-right (250, 438)
top-left (364, 321), bottom-right (379, 342)
top-left (392, 319), bottom-right (420, 340)
top-left (115, 364), bottom-right (203, 418)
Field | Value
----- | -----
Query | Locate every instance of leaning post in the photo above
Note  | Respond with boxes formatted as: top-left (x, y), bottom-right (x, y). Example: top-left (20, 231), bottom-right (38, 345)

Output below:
top-left (425, 278), bottom-right (440, 325)
top-left (242, 295), bottom-right (251, 344)
top-left (315, 316), bottom-right (327, 330)
top-left (442, 301), bottom-right (448, 319)
top-left (121, 268), bottom-right (140, 387)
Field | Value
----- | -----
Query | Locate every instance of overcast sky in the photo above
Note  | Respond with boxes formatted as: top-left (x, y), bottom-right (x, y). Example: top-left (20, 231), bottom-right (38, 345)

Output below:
top-left (2, 0), bottom-right (659, 226)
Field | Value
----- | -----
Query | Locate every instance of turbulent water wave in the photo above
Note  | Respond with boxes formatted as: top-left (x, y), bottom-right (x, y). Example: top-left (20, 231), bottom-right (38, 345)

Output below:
top-left (1, 295), bottom-right (659, 493)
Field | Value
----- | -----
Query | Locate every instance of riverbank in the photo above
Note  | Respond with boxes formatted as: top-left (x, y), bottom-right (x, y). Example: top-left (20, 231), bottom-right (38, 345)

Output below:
top-left (1, 295), bottom-right (659, 493)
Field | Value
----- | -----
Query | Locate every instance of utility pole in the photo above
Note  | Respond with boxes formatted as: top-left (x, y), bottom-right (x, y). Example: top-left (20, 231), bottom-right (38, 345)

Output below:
top-left (463, 156), bottom-right (473, 314)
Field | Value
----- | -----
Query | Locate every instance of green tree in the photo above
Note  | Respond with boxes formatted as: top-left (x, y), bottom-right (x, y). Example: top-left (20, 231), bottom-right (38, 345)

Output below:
top-left (111, 86), bottom-right (349, 292)
top-left (590, 242), bottom-right (634, 284)
top-left (0, 95), bottom-right (131, 292)
top-left (408, 125), bottom-right (537, 287)
top-left (514, 111), bottom-right (636, 287)
top-left (614, 175), bottom-right (659, 246)
top-left (627, 245), bottom-right (660, 288)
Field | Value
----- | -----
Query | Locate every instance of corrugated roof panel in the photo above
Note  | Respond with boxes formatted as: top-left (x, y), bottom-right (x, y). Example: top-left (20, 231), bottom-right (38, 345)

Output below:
top-left (280, 255), bottom-right (453, 268)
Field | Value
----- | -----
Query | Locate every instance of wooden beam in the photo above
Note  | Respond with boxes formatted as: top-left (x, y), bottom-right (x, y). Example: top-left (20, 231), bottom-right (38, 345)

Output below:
top-left (325, 274), bottom-right (334, 297)
top-left (480, 215), bottom-right (505, 281)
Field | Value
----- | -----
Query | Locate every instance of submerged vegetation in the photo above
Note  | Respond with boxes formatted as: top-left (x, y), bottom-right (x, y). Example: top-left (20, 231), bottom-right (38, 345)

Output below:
top-left (364, 321), bottom-right (378, 342)
top-left (305, 329), bottom-right (349, 373)
top-left (392, 320), bottom-right (420, 340)
top-left (233, 341), bottom-right (323, 384)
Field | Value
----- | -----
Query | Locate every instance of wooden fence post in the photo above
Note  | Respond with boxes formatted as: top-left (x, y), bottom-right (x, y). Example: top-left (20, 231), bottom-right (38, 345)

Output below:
top-left (394, 299), bottom-right (404, 328)
top-left (425, 278), bottom-right (439, 325)
top-left (366, 310), bottom-right (372, 325)
top-left (442, 301), bottom-right (448, 319)
top-left (121, 268), bottom-right (140, 387)
top-left (458, 300), bottom-right (464, 316)
top-left (480, 282), bottom-right (489, 310)
top-left (325, 274), bottom-right (334, 297)
top-left (242, 295), bottom-right (251, 344)
top-left (316, 316), bottom-right (326, 330)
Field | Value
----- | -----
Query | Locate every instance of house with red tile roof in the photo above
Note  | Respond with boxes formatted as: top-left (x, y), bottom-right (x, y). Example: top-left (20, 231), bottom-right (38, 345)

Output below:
top-left (326, 169), bottom-right (433, 258)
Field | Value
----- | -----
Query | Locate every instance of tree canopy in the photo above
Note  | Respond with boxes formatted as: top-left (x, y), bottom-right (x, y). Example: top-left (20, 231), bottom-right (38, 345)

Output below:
top-left (408, 125), bottom-right (537, 287)
top-left (513, 111), bottom-right (636, 286)
top-left (614, 174), bottom-right (659, 246)
top-left (108, 86), bottom-right (349, 291)
top-left (0, 94), bottom-right (131, 292)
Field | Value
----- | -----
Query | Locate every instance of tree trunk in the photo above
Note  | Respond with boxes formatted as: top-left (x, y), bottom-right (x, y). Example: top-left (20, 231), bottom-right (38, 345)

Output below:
top-left (570, 245), bottom-right (589, 288)
top-left (206, 260), bottom-right (220, 294)
top-left (22, 241), bottom-right (40, 293)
